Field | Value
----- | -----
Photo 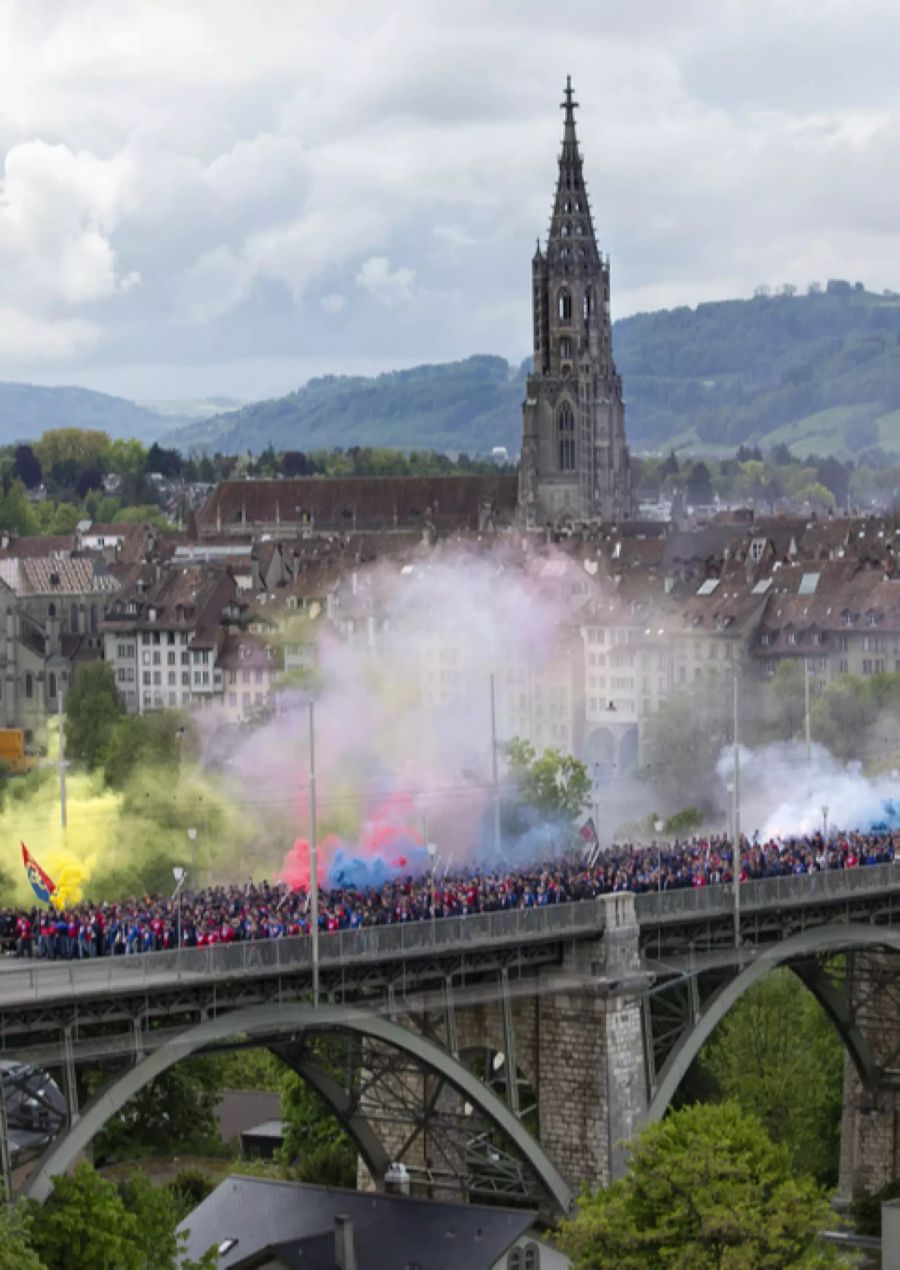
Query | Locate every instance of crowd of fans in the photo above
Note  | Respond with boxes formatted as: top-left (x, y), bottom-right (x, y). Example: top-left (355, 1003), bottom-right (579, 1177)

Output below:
top-left (0, 828), bottom-right (895, 961)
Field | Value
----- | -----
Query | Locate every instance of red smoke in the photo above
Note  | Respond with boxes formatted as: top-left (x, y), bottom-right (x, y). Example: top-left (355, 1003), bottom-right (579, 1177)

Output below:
top-left (279, 793), bottom-right (424, 891)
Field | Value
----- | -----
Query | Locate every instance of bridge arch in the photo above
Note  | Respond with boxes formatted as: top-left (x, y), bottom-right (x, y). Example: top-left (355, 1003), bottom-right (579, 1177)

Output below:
top-left (647, 923), bottom-right (899, 1123)
top-left (23, 1003), bottom-right (574, 1214)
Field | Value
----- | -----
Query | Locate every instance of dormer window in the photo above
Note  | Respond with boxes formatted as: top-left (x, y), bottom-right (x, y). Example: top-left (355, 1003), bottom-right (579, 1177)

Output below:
top-left (749, 538), bottom-right (766, 563)
top-left (148, 607), bottom-right (157, 623)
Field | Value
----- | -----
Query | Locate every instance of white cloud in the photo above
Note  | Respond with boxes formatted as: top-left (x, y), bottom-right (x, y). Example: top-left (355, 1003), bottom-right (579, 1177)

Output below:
top-left (355, 256), bottom-right (416, 307)
top-left (0, 308), bottom-right (100, 364)
top-left (0, 1), bottom-right (900, 392)
top-left (0, 140), bottom-right (137, 309)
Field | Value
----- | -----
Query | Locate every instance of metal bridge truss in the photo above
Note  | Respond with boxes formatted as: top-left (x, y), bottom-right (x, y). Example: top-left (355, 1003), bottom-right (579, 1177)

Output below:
top-left (13, 991), bottom-right (573, 1216)
top-left (642, 923), bottom-right (900, 1122)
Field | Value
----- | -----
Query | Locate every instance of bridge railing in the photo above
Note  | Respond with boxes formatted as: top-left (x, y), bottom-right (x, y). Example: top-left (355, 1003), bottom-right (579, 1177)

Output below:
top-left (3, 865), bottom-right (900, 1007)
top-left (635, 861), bottom-right (900, 924)
top-left (0, 898), bottom-right (606, 1005)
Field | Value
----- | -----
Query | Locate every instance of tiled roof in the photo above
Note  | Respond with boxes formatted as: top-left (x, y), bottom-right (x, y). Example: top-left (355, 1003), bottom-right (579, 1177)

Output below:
top-left (195, 475), bottom-right (518, 534)
top-left (18, 558), bottom-right (119, 596)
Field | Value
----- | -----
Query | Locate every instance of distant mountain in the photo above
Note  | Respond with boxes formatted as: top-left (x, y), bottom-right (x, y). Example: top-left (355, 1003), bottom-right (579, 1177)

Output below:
top-left (131, 284), bottom-right (900, 458)
top-left (167, 355), bottom-right (526, 457)
top-left (614, 283), bottom-right (900, 457)
top-left (0, 382), bottom-right (185, 445)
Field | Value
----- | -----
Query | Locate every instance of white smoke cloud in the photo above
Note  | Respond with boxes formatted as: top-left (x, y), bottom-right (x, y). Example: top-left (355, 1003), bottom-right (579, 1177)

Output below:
top-left (718, 740), bottom-right (900, 841)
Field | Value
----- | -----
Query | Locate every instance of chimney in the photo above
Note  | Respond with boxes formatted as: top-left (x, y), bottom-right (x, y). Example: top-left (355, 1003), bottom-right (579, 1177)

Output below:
top-left (333, 1215), bottom-right (356, 1270)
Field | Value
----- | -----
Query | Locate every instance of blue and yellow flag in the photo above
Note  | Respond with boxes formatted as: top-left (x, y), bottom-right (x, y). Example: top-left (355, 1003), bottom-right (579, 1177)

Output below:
top-left (22, 842), bottom-right (56, 905)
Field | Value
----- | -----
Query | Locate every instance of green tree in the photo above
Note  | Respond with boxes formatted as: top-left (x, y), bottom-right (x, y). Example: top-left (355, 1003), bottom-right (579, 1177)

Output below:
top-left (761, 660), bottom-right (808, 742)
top-left (0, 479), bottom-right (39, 535)
top-left (103, 712), bottom-right (185, 788)
top-left (279, 1067), bottom-right (353, 1172)
top-left (90, 1057), bottom-right (223, 1164)
top-left (102, 438), bottom-right (146, 477)
top-left (27, 1161), bottom-right (142, 1270)
top-left (48, 501), bottom-right (82, 534)
top-left (64, 662), bottom-right (124, 770)
top-left (117, 1173), bottom-right (216, 1268)
top-left (0, 1203), bottom-right (44, 1270)
top-left (505, 738), bottom-right (591, 819)
top-left (557, 1102), bottom-right (831, 1269)
top-left (35, 428), bottom-right (110, 472)
top-left (700, 969), bottom-right (843, 1183)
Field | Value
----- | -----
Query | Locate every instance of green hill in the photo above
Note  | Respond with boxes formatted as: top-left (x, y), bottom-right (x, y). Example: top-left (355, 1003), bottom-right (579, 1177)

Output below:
top-left (0, 382), bottom-right (186, 445)
top-left (168, 283), bottom-right (900, 458)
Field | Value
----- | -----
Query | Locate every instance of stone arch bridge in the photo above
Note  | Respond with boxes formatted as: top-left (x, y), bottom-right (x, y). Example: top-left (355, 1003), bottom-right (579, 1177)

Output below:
top-left (4, 865), bottom-right (900, 1211)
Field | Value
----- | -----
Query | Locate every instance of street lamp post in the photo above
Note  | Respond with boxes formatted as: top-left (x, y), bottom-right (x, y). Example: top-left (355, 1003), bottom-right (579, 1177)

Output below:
top-left (731, 668), bottom-right (741, 952)
top-left (822, 804), bottom-right (829, 839)
top-left (171, 866), bottom-right (187, 951)
top-left (653, 818), bottom-right (664, 893)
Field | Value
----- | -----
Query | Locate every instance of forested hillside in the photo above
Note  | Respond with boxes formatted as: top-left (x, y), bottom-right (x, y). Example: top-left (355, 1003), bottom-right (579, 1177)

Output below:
top-left (163, 283), bottom-right (900, 458)
top-left (615, 282), bottom-right (900, 454)
top-left (0, 382), bottom-right (184, 444)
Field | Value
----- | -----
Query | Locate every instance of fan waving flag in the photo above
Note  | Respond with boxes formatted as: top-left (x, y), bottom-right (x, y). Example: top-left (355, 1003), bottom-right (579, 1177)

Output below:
top-left (579, 816), bottom-right (598, 845)
top-left (22, 843), bottom-right (56, 905)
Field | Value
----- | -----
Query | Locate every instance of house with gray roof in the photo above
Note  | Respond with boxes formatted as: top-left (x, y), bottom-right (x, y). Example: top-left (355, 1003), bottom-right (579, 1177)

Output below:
top-left (178, 1174), bottom-right (547, 1270)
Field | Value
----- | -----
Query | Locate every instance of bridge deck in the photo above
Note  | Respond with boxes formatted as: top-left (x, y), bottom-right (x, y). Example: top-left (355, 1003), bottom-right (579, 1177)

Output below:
top-left (0, 864), bottom-right (898, 1043)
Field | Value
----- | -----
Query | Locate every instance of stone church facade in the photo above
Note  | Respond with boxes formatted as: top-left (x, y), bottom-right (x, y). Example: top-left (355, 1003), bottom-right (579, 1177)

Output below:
top-left (519, 79), bottom-right (633, 526)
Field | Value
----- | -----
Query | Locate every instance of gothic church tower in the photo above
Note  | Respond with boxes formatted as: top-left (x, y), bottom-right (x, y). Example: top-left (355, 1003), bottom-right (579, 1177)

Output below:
top-left (519, 79), bottom-right (633, 526)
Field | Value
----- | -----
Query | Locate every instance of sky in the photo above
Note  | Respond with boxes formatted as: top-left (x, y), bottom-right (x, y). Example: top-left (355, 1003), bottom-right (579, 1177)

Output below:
top-left (1, 0), bottom-right (899, 403)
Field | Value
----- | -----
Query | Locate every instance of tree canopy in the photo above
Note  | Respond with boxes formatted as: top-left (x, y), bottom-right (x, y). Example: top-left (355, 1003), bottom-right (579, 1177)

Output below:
top-left (64, 662), bottom-right (125, 770)
top-left (699, 969), bottom-right (844, 1184)
top-left (557, 1102), bottom-right (831, 1268)
top-left (505, 738), bottom-right (591, 820)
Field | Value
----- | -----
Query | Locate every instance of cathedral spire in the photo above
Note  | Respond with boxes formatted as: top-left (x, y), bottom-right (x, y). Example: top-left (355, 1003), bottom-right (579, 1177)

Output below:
top-left (547, 76), bottom-right (598, 260)
top-left (560, 75), bottom-right (579, 163)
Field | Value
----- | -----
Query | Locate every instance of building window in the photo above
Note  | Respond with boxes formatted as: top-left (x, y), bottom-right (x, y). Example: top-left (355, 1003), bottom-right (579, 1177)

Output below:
top-left (48, 603), bottom-right (56, 618)
top-left (557, 402), bottom-right (576, 472)
top-left (582, 291), bottom-right (591, 322)
top-left (559, 336), bottom-right (572, 362)
top-left (524, 1244), bottom-right (540, 1270)
top-left (557, 288), bottom-right (572, 323)
top-left (48, 672), bottom-right (56, 698)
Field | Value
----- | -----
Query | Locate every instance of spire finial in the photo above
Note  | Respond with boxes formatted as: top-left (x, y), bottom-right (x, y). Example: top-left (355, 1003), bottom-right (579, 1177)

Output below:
top-left (561, 75), bottom-right (577, 119)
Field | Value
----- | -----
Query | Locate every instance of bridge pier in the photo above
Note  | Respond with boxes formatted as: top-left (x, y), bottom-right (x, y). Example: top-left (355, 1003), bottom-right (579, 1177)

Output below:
top-left (536, 893), bottom-right (648, 1188)
top-left (354, 892), bottom-right (649, 1199)
top-left (839, 950), bottom-right (900, 1198)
